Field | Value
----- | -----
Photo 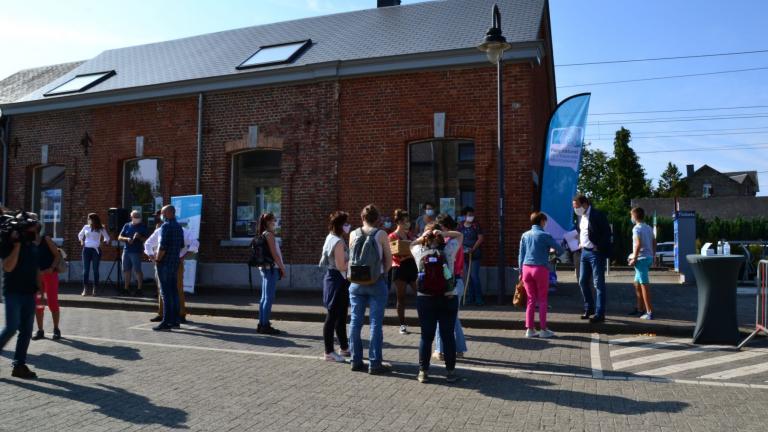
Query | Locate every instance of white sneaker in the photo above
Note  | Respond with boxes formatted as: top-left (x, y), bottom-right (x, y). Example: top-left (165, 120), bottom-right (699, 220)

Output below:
top-left (399, 325), bottom-right (408, 334)
top-left (324, 352), bottom-right (345, 363)
top-left (640, 312), bottom-right (654, 320)
top-left (525, 328), bottom-right (538, 338)
top-left (538, 329), bottom-right (555, 338)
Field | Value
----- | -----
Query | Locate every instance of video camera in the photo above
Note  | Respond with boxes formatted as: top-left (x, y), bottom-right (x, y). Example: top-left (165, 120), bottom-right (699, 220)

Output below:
top-left (0, 209), bottom-right (38, 257)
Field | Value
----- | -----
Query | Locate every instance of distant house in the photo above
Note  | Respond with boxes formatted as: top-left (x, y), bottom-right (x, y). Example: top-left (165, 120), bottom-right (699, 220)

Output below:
top-left (632, 164), bottom-right (766, 221)
top-left (684, 164), bottom-right (759, 198)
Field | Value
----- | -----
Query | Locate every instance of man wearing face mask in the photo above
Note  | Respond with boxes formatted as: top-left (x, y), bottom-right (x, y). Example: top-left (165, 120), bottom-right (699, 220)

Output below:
top-left (415, 202), bottom-right (436, 236)
top-left (572, 194), bottom-right (613, 323)
top-left (118, 210), bottom-right (149, 296)
top-left (459, 207), bottom-right (484, 306)
top-left (0, 216), bottom-right (42, 379)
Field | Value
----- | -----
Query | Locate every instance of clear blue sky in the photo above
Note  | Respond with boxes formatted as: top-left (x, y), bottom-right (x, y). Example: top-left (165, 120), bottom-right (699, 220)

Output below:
top-left (2, 0), bottom-right (766, 195)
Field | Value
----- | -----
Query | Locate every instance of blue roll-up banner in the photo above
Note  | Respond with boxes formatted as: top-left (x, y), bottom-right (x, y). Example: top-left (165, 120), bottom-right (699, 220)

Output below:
top-left (171, 194), bottom-right (203, 294)
top-left (540, 93), bottom-right (591, 243)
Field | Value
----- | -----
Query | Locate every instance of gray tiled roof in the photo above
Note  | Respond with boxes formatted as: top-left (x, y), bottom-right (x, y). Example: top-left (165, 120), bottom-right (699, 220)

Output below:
top-left (725, 171), bottom-right (759, 192)
top-left (16, 0), bottom-right (545, 103)
top-left (0, 61), bottom-right (84, 104)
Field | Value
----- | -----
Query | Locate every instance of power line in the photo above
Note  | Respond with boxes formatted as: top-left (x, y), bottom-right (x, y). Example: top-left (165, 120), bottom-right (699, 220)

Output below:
top-left (588, 114), bottom-right (768, 126)
top-left (590, 105), bottom-right (768, 116)
top-left (586, 130), bottom-right (768, 141)
top-left (557, 66), bottom-right (768, 88)
top-left (636, 144), bottom-right (768, 154)
top-left (588, 125), bottom-right (768, 135)
top-left (556, 48), bottom-right (768, 67)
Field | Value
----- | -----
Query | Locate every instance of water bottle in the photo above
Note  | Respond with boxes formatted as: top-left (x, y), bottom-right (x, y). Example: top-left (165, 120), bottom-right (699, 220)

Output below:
top-left (716, 240), bottom-right (723, 255)
top-left (723, 241), bottom-right (731, 256)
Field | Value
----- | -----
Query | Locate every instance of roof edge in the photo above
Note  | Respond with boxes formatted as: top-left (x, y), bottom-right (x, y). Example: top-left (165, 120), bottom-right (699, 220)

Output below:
top-left (1, 42), bottom-right (545, 115)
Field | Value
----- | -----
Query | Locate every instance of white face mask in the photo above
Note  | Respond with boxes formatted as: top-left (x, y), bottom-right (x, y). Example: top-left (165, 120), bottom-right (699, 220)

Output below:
top-left (465, 216), bottom-right (475, 223)
top-left (574, 207), bottom-right (585, 217)
top-left (342, 224), bottom-right (351, 234)
top-left (132, 217), bottom-right (142, 223)
top-left (425, 209), bottom-right (435, 217)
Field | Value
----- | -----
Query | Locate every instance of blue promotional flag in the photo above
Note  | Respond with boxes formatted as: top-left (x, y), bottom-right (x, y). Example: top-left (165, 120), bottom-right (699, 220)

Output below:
top-left (540, 93), bottom-right (591, 243)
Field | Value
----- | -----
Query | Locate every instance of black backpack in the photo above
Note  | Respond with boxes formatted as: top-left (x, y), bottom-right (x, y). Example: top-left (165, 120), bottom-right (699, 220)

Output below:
top-left (249, 233), bottom-right (275, 267)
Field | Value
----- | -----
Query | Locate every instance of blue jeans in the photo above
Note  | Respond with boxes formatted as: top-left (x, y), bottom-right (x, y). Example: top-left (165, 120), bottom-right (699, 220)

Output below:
top-left (82, 247), bottom-right (101, 287)
top-left (259, 268), bottom-right (279, 327)
top-left (349, 278), bottom-right (388, 368)
top-left (416, 295), bottom-right (459, 371)
top-left (0, 293), bottom-right (36, 366)
top-left (579, 249), bottom-right (607, 317)
top-left (464, 258), bottom-right (482, 303)
top-left (436, 278), bottom-right (467, 353)
top-left (157, 264), bottom-right (180, 327)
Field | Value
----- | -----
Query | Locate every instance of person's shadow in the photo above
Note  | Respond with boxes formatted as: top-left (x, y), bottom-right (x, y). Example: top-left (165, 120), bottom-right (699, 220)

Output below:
top-left (8, 353), bottom-right (119, 377)
top-left (1, 378), bottom-right (188, 428)
top-left (57, 339), bottom-right (143, 361)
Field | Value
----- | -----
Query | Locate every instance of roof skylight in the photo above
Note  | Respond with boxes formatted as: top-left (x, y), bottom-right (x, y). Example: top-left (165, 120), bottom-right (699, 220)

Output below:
top-left (44, 71), bottom-right (116, 96)
top-left (237, 40), bottom-right (312, 69)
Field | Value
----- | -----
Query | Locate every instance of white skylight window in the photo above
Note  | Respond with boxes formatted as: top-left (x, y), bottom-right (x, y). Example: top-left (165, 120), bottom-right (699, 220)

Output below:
top-left (237, 40), bottom-right (312, 69)
top-left (44, 71), bottom-right (116, 96)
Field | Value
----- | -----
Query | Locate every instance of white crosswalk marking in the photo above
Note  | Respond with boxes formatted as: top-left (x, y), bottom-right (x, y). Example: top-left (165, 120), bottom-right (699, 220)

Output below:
top-left (612, 344), bottom-right (728, 370)
top-left (698, 361), bottom-right (768, 380)
top-left (610, 338), bottom-right (690, 358)
top-left (635, 349), bottom-right (768, 377)
top-left (607, 335), bottom-right (654, 346)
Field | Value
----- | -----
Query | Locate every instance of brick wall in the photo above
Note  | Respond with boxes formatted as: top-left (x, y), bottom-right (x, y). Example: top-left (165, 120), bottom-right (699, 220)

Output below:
top-left (7, 98), bottom-right (199, 261)
top-left (7, 62), bottom-right (553, 267)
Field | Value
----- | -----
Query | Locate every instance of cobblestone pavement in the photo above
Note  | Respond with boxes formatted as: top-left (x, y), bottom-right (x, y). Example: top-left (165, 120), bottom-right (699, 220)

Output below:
top-left (0, 308), bottom-right (766, 431)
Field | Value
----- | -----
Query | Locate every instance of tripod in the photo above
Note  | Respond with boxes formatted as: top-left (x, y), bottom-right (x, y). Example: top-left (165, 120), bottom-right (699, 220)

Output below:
top-left (105, 240), bottom-right (124, 293)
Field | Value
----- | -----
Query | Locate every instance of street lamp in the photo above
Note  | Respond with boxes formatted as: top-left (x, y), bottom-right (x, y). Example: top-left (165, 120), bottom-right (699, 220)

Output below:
top-left (478, 4), bottom-right (512, 305)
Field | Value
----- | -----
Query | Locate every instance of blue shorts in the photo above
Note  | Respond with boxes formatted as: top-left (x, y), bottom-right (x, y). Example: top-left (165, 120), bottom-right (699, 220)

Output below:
top-left (634, 257), bottom-right (651, 284)
top-left (122, 252), bottom-right (143, 273)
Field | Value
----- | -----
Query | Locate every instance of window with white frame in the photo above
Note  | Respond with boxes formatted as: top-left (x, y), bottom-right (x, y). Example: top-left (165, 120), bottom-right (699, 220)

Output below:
top-left (31, 165), bottom-right (65, 239)
top-left (123, 158), bottom-right (162, 226)
top-left (703, 182), bottom-right (713, 198)
top-left (231, 150), bottom-right (282, 238)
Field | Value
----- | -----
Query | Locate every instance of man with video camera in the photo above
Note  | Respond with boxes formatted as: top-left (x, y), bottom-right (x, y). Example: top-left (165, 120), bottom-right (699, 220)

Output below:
top-left (0, 210), bottom-right (42, 379)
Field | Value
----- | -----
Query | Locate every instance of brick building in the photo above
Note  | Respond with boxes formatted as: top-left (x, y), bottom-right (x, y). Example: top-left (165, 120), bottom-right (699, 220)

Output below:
top-left (684, 164), bottom-right (759, 198)
top-left (0, 0), bottom-right (557, 291)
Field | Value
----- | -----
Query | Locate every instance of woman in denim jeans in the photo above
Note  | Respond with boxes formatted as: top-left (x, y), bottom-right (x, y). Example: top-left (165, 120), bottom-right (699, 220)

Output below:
top-left (347, 205), bottom-right (393, 375)
top-left (256, 213), bottom-right (286, 335)
top-left (77, 213), bottom-right (110, 296)
top-left (518, 212), bottom-right (563, 338)
top-left (432, 215), bottom-right (467, 361)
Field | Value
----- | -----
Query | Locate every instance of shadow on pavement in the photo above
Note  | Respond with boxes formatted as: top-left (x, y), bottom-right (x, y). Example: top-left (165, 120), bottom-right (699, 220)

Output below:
top-left (1, 378), bottom-right (188, 428)
top-left (57, 338), bottom-right (143, 361)
top-left (16, 353), bottom-right (119, 377)
top-left (172, 323), bottom-right (311, 349)
top-left (464, 334), bottom-right (583, 351)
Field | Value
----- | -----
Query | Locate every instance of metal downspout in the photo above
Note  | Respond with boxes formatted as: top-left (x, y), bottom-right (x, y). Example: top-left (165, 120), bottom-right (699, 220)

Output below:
top-left (196, 93), bottom-right (203, 195)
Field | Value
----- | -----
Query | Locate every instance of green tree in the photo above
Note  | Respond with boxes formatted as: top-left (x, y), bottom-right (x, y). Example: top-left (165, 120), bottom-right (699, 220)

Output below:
top-left (656, 162), bottom-right (688, 197)
top-left (577, 142), bottom-right (613, 203)
top-left (610, 127), bottom-right (651, 208)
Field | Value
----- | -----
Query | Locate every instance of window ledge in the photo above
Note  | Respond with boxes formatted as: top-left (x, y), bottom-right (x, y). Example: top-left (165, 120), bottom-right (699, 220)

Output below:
top-left (220, 239), bottom-right (252, 247)
top-left (52, 238), bottom-right (64, 246)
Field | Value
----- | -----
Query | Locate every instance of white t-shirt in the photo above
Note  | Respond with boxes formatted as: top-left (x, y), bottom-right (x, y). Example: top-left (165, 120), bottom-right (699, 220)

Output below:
top-left (78, 225), bottom-right (110, 249)
top-left (579, 207), bottom-right (595, 250)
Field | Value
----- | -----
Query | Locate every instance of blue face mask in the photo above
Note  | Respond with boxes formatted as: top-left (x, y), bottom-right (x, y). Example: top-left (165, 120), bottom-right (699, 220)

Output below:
top-left (383, 221), bottom-right (392, 229)
top-left (160, 215), bottom-right (166, 222)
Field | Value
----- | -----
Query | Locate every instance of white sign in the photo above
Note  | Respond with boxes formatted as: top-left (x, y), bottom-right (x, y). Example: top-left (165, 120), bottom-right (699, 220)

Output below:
top-left (434, 112), bottom-right (446, 138)
top-left (548, 127), bottom-right (584, 172)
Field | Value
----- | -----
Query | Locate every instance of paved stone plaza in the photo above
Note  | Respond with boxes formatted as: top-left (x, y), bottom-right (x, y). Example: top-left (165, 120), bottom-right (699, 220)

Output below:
top-left (1, 307), bottom-right (767, 431)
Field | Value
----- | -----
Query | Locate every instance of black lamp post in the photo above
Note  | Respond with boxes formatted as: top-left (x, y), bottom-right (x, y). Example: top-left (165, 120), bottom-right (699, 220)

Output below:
top-left (478, 4), bottom-right (511, 305)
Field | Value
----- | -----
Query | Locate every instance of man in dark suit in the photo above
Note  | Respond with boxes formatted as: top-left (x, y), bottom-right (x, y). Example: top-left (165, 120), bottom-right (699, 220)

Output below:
top-left (573, 194), bottom-right (612, 323)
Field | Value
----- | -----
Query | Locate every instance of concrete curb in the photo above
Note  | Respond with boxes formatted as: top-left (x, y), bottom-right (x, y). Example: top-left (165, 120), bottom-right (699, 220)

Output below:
top-left (58, 297), bottom-right (731, 338)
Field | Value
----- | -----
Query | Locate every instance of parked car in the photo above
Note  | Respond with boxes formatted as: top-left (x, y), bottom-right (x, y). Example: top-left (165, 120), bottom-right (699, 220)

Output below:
top-left (656, 242), bottom-right (675, 266)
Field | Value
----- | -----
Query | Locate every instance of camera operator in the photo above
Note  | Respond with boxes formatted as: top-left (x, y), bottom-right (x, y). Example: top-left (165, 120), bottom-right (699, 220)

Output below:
top-left (0, 216), bottom-right (42, 379)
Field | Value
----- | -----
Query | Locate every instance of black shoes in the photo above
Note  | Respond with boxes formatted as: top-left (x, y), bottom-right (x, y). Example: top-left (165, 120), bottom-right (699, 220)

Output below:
top-left (351, 363), bottom-right (367, 372)
top-left (52, 328), bottom-right (61, 340)
top-left (590, 315), bottom-right (606, 323)
top-left (152, 324), bottom-right (173, 332)
top-left (256, 324), bottom-right (281, 335)
top-left (149, 315), bottom-right (163, 322)
top-left (627, 308), bottom-right (643, 316)
top-left (368, 364), bottom-right (392, 375)
top-left (580, 311), bottom-right (594, 320)
top-left (179, 317), bottom-right (188, 324)
top-left (32, 330), bottom-right (45, 341)
top-left (12, 364), bottom-right (37, 379)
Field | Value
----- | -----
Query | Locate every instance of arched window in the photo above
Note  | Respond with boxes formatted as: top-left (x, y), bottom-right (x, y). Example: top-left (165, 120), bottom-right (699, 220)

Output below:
top-left (409, 140), bottom-right (475, 219)
top-left (31, 165), bottom-right (65, 239)
top-left (231, 150), bottom-right (282, 238)
top-left (123, 158), bottom-right (162, 225)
